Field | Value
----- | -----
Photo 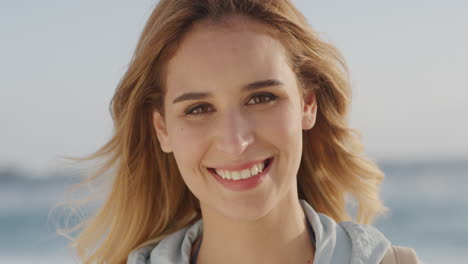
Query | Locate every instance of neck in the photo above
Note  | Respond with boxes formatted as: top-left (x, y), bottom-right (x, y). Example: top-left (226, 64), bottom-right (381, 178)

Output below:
top-left (195, 191), bottom-right (315, 264)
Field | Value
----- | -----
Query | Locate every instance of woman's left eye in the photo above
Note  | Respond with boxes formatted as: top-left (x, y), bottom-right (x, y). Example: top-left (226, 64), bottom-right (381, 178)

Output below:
top-left (246, 93), bottom-right (278, 105)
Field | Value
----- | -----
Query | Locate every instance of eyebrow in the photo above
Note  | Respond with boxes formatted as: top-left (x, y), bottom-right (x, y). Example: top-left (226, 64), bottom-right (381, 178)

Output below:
top-left (172, 79), bottom-right (285, 104)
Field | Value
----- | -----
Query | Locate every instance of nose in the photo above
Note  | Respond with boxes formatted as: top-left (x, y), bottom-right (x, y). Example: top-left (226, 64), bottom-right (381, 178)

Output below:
top-left (214, 108), bottom-right (255, 157)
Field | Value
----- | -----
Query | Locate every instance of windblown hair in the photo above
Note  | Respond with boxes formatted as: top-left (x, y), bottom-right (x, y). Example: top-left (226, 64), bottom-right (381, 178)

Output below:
top-left (63, 0), bottom-right (387, 263)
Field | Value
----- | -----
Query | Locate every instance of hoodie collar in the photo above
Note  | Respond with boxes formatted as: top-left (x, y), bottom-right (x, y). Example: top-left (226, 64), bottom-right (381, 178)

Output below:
top-left (301, 200), bottom-right (390, 263)
top-left (127, 199), bottom-right (390, 264)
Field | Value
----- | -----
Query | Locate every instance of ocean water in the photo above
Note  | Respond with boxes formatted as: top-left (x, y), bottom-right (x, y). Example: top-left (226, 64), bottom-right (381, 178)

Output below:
top-left (1, 159), bottom-right (467, 263)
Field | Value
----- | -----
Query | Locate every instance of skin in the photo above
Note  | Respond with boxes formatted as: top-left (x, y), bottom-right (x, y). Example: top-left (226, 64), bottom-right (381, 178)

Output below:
top-left (153, 16), bottom-right (317, 264)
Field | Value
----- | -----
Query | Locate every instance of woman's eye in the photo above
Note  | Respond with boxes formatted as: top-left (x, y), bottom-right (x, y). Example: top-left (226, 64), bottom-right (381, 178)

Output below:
top-left (246, 93), bottom-right (278, 105)
top-left (184, 104), bottom-right (213, 115)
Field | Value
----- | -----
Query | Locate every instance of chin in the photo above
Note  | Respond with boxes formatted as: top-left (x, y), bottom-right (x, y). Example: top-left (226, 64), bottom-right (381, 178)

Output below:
top-left (214, 195), bottom-right (276, 222)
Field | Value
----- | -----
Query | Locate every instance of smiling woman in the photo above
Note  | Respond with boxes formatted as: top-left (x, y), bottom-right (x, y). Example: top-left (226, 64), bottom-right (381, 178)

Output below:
top-left (62, 0), bottom-right (419, 264)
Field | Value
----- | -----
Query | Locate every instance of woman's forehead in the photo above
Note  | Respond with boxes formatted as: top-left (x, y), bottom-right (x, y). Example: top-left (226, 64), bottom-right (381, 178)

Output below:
top-left (164, 17), bottom-right (293, 97)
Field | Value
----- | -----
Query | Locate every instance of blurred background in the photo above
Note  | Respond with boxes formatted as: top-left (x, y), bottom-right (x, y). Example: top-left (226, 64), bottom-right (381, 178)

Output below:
top-left (1, 0), bottom-right (467, 263)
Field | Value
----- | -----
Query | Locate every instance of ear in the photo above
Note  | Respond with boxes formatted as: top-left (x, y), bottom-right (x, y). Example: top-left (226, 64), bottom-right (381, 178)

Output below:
top-left (152, 110), bottom-right (173, 153)
top-left (302, 91), bottom-right (317, 130)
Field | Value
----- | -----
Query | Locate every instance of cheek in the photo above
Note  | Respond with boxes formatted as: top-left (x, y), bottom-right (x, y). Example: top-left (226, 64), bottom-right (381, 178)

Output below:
top-left (256, 101), bottom-right (303, 144)
top-left (167, 121), bottom-right (210, 176)
top-left (168, 121), bottom-right (208, 148)
top-left (256, 100), bottom-right (304, 180)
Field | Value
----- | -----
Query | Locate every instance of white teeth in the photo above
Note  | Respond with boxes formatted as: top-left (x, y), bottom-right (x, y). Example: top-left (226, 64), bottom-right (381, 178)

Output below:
top-left (241, 169), bottom-right (251, 179)
top-left (255, 162), bottom-right (264, 174)
top-left (250, 165), bottom-right (258, 176)
top-left (231, 171), bottom-right (241, 180)
top-left (214, 159), bottom-right (268, 181)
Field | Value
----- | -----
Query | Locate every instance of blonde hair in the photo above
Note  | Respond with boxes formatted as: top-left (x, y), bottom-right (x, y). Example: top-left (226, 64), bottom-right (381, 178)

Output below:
top-left (62, 0), bottom-right (387, 263)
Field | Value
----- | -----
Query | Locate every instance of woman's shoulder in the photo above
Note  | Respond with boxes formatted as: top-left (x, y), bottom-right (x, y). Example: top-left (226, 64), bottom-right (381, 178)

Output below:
top-left (127, 244), bottom-right (157, 264)
top-left (381, 246), bottom-right (420, 264)
top-left (300, 199), bottom-right (390, 247)
top-left (320, 216), bottom-right (419, 263)
top-left (127, 219), bottom-right (203, 264)
top-left (300, 200), bottom-right (392, 263)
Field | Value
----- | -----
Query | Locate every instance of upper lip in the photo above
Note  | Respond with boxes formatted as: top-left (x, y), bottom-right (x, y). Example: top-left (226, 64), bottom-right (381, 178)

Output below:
top-left (208, 157), bottom-right (270, 171)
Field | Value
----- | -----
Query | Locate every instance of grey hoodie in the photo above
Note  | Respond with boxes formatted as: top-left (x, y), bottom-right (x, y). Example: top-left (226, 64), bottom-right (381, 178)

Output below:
top-left (127, 199), bottom-right (391, 264)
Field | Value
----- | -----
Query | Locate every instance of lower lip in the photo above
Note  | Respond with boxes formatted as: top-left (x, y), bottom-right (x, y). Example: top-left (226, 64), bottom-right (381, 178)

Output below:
top-left (208, 158), bottom-right (273, 192)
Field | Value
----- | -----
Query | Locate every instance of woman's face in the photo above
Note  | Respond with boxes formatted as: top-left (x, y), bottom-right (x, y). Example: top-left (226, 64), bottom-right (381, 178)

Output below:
top-left (153, 17), bottom-right (316, 221)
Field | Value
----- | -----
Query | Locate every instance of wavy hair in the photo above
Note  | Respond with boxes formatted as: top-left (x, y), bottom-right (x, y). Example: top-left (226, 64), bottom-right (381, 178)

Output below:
top-left (62, 0), bottom-right (387, 263)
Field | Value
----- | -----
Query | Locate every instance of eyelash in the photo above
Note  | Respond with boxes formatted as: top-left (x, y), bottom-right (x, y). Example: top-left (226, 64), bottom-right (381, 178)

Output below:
top-left (184, 93), bottom-right (278, 115)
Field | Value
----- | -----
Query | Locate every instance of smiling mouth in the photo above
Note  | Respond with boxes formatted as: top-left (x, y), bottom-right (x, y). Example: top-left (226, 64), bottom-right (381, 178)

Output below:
top-left (207, 157), bottom-right (273, 180)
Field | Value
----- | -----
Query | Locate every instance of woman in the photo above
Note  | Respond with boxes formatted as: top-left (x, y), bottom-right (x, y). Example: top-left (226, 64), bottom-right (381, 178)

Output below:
top-left (67, 0), bottom-right (419, 263)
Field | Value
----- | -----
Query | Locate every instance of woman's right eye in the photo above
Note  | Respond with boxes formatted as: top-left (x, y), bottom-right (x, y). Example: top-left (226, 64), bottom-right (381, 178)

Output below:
top-left (184, 104), bottom-right (213, 115)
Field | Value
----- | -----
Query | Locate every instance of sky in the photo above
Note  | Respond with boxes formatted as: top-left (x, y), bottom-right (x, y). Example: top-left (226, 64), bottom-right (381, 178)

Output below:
top-left (1, 0), bottom-right (467, 174)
